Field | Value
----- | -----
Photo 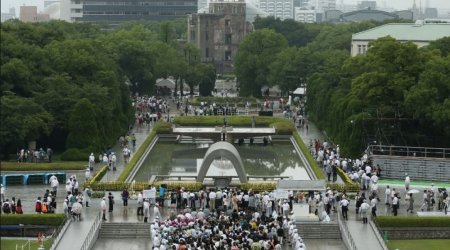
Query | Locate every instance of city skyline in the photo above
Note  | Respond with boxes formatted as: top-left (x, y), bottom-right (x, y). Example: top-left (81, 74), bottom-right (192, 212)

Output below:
top-left (1, 0), bottom-right (450, 16)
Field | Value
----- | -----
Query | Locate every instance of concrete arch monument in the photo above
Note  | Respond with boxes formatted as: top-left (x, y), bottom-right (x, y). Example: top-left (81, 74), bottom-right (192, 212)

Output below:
top-left (197, 141), bottom-right (248, 183)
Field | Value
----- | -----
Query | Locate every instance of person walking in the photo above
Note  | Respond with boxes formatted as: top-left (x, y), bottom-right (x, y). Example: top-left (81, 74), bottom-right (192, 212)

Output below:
top-left (406, 193), bottom-right (414, 213)
top-left (359, 199), bottom-right (370, 224)
top-left (392, 194), bottom-right (399, 216)
top-left (84, 186), bottom-right (91, 207)
top-left (420, 190), bottom-right (428, 212)
top-left (122, 189), bottom-right (129, 207)
top-left (101, 197), bottom-right (107, 221)
top-left (339, 197), bottom-right (349, 220)
top-left (143, 199), bottom-right (150, 223)
top-left (108, 192), bottom-right (114, 212)
top-left (370, 196), bottom-right (378, 219)
top-left (405, 173), bottom-right (410, 191)
top-left (385, 185), bottom-right (391, 206)
top-left (137, 191), bottom-right (143, 216)
top-left (89, 153), bottom-right (95, 171)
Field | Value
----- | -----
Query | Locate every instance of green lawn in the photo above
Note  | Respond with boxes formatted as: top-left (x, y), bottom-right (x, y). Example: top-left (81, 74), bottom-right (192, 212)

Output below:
top-left (1, 239), bottom-right (53, 250)
top-left (378, 179), bottom-right (450, 188)
top-left (387, 239), bottom-right (450, 250)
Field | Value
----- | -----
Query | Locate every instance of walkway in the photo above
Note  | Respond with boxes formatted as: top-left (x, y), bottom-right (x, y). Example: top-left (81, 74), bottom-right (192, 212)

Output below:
top-left (346, 220), bottom-right (384, 250)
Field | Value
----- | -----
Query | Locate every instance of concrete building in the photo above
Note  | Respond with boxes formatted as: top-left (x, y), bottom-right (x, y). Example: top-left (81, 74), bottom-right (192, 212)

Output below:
top-left (308, 0), bottom-right (336, 12)
top-left (60, 0), bottom-right (197, 23)
top-left (20, 6), bottom-right (50, 22)
top-left (259, 0), bottom-right (294, 20)
top-left (357, 1), bottom-right (376, 10)
top-left (294, 8), bottom-right (322, 23)
top-left (351, 22), bottom-right (450, 56)
top-left (340, 9), bottom-right (398, 22)
top-left (1, 8), bottom-right (16, 22)
top-left (188, 0), bottom-right (253, 73)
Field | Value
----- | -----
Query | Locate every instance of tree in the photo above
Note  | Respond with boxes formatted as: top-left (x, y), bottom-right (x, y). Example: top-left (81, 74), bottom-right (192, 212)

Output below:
top-left (235, 29), bottom-right (288, 97)
top-left (0, 93), bottom-right (53, 157)
top-left (66, 98), bottom-right (100, 150)
top-left (198, 63), bottom-right (216, 96)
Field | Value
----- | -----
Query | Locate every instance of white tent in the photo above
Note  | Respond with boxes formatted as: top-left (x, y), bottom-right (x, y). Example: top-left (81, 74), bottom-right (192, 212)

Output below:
top-left (293, 87), bottom-right (306, 95)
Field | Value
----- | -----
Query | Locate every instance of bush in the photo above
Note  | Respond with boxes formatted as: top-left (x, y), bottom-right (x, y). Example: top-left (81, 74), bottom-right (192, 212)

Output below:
top-left (88, 181), bottom-right (203, 192)
top-left (91, 191), bottom-right (105, 198)
top-left (0, 214), bottom-right (66, 226)
top-left (292, 132), bottom-right (326, 180)
top-left (272, 121), bottom-right (295, 135)
top-left (0, 162), bottom-right (86, 171)
top-left (86, 165), bottom-right (108, 185)
top-left (240, 182), bottom-right (276, 192)
top-left (326, 183), bottom-right (360, 193)
top-left (154, 121), bottom-right (173, 134)
top-left (60, 148), bottom-right (89, 161)
top-left (376, 216), bottom-right (450, 228)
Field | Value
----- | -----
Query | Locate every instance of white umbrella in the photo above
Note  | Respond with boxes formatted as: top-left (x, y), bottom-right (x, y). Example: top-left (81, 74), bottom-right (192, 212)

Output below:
top-left (407, 189), bottom-right (420, 194)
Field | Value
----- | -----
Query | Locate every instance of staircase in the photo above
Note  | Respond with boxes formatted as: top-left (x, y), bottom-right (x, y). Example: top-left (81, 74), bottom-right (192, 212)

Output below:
top-left (296, 222), bottom-right (341, 239)
top-left (98, 222), bottom-right (150, 238)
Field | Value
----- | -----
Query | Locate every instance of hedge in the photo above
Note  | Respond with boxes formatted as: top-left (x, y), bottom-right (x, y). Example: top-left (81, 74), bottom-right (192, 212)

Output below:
top-left (334, 167), bottom-right (361, 192)
top-left (154, 121), bottom-right (173, 134)
top-left (0, 162), bottom-right (86, 171)
top-left (326, 183), bottom-right (360, 193)
top-left (191, 96), bottom-right (258, 107)
top-left (116, 129), bottom-right (157, 182)
top-left (292, 132), bottom-right (326, 180)
top-left (88, 181), bottom-right (203, 192)
top-left (240, 182), bottom-right (276, 192)
top-left (376, 216), bottom-right (450, 228)
top-left (85, 165), bottom-right (108, 185)
top-left (0, 214), bottom-right (66, 226)
top-left (174, 116), bottom-right (294, 135)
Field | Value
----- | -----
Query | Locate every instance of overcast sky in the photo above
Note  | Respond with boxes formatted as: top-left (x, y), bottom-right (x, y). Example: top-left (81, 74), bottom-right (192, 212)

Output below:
top-left (1, 0), bottom-right (450, 15)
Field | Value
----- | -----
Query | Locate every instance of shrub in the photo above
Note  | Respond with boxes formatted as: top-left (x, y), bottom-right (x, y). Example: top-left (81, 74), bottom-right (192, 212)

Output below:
top-left (88, 181), bottom-right (203, 192)
top-left (326, 183), bottom-right (360, 193)
top-left (91, 191), bottom-right (105, 198)
top-left (154, 121), bottom-right (173, 134)
top-left (240, 182), bottom-right (276, 192)
top-left (60, 148), bottom-right (89, 161)
top-left (376, 216), bottom-right (450, 228)
top-left (292, 132), bottom-right (326, 180)
top-left (272, 121), bottom-right (295, 135)
top-left (86, 165), bottom-right (108, 184)
top-left (0, 214), bottom-right (66, 226)
top-left (0, 162), bottom-right (86, 171)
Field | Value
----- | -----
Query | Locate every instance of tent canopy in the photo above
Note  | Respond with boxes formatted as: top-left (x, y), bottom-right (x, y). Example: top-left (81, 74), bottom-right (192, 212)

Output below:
top-left (276, 180), bottom-right (326, 191)
top-left (293, 87), bottom-right (306, 95)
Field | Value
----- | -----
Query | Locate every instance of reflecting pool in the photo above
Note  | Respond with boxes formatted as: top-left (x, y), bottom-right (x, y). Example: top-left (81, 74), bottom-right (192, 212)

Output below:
top-left (133, 140), bottom-right (310, 181)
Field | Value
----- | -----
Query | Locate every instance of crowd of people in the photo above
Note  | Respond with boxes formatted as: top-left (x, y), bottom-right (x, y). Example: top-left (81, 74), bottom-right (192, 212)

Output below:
top-left (15, 147), bottom-right (53, 163)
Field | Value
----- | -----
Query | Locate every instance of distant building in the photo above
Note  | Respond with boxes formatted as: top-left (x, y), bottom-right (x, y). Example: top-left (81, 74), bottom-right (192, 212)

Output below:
top-left (60, 0), bottom-right (197, 23)
top-left (20, 6), bottom-right (50, 22)
top-left (424, 8), bottom-right (438, 19)
top-left (294, 8), bottom-right (322, 23)
top-left (188, 0), bottom-right (253, 73)
top-left (357, 1), bottom-right (376, 10)
top-left (259, 0), bottom-right (294, 20)
top-left (395, 10), bottom-right (414, 21)
top-left (308, 0), bottom-right (336, 12)
top-left (351, 22), bottom-right (450, 56)
top-left (324, 9), bottom-right (342, 22)
top-left (340, 9), bottom-right (398, 22)
top-left (1, 7), bottom-right (16, 22)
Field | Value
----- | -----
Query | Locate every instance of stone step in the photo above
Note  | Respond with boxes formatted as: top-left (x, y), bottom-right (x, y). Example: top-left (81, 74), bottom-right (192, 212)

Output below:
top-left (296, 223), bottom-right (341, 239)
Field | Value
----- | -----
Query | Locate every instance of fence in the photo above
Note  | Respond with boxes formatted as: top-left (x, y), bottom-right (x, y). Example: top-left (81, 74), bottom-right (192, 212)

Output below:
top-left (368, 145), bottom-right (450, 159)
top-left (337, 209), bottom-right (358, 250)
top-left (49, 218), bottom-right (72, 250)
top-left (80, 212), bottom-right (102, 250)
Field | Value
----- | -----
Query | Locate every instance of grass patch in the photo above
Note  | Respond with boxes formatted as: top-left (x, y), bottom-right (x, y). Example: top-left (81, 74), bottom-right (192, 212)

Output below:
top-left (0, 162), bottom-right (86, 171)
top-left (376, 216), bottom-right (450, 228)
top-left (1, 239), bottom-right (53, 250)
top-left (387, 239), bottom-right (450, 250)
top-left (0, 214), bottom-right (66, 226)
top-left (293, 132), bottom-right (325, 180)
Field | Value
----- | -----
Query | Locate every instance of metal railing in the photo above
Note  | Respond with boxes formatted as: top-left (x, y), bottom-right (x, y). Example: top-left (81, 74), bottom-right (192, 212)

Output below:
top-left (49, 218), bottom-right (72, 250)
top-left (369, 220), bottom-right (389, 250)
top-left (337, 209), bottom-right (357, 250)
top-left (80, 212), bottom-right (102, 250)
top-left (368, 145), bottom-right (450, 159)
top-left (15, 240), bottom-right (31, 250)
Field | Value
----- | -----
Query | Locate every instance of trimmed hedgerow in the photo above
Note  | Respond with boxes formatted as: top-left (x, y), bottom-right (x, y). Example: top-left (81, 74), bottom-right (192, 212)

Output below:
top-left (376, 216), bottom-right (450, 228)
top-left (0, 162), bottom-right (86, 171)
top-left (0, 214), bottom-right (66, 226)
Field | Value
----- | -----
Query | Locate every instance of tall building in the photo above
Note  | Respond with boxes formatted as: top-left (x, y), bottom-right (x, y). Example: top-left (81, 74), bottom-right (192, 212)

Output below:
top-left (357, 1), bottom-right (376, 10)
top-left (308, 0), bottom-right (336, 11)
top-left (60, 0), bottom-right (198, 23)
top-left (1, 7), bottom-right (16, 22)
top-left (259, 0), bottom-right (294, 20)
top-left (294, 8), bottom-right (322, 22)
top-left (20, 6), bottom-right (50, 22)
top-left (188, 0), bottom-right (253, 73)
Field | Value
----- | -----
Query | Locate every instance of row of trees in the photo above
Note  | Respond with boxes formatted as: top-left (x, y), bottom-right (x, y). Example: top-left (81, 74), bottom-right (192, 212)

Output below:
top-left (235, 17), bottom-right (450, 156)
top-left (0, 20), bottom-right (215, 159)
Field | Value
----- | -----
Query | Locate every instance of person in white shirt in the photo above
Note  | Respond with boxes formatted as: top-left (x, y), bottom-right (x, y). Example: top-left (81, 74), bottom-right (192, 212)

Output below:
top-left (339, 197), bottom-right (349, 220)
top-left (385, 186), bottom-right (391, 206)
top-left (282, 200), bottom-right (290, 218)
top-left (405, 173), bottom-right (410, 191)
top-left (392, 194), bottom-right (399, 216)
top-left (209, 190), bottom-right (216, 210)
top-left (100, 197), bottom-right (107, 221)
top-left (50, 178), bottom-right (59, 197)
top-left (88, 153), bottom-right (95, 170)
